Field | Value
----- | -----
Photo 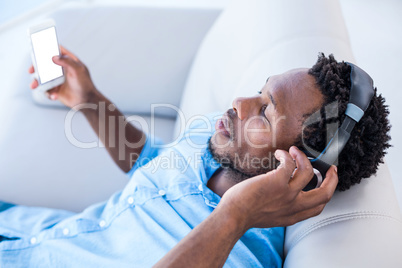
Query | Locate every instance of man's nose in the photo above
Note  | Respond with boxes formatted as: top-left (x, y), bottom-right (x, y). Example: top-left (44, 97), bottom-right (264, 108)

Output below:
top-left (232, 97), bottom-right (258, 120)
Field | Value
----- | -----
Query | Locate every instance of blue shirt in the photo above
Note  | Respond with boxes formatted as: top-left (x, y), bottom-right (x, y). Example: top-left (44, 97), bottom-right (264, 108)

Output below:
top-left (0, 113), bottom-right (284, 267)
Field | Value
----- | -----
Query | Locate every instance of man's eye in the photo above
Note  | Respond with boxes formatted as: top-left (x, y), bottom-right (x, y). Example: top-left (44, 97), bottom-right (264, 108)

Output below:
top-left (261, 105), bottom-right (270, 125)
top-left (257, 90), bottom-right (262, 95)
top-left (261, 105), bottom-right (268, 117)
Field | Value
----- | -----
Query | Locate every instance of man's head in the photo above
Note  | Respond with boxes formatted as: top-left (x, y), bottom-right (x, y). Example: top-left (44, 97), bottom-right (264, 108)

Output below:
top-left (208, 53), bottom-right (391, 191)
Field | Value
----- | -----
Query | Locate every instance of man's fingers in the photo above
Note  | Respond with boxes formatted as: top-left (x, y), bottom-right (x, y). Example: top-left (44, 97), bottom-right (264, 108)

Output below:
top-left (273, 149), bottom-right (296, 182)
top-left (315, 164), bottom-right (338, 199)
top-left (30, 79), bottom-right (38, 89)
top-left (46, 87), bottom-right (60, 100)
top-left (296, 165), bottom-right (338, 208)
top-left (288, 146), bottom-right (315, 190)
top-left (28, 65), bottom-right (35, 74)
top-left (310, 165), bottom-right (338, 202)
top-left (286, 166), bottom-right (337, 225)
top-left (60, 46), bottom-right (80, 62)
top-left (52, 54), bottom-right (79, 70)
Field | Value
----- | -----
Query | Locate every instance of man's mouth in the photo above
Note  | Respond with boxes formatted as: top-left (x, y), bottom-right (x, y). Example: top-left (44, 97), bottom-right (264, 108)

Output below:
top-left (215, 110), bottom-right (234, 138)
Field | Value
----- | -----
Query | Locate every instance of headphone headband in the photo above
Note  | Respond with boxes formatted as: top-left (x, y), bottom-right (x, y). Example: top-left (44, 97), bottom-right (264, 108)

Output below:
top-left (303, 62), bottom-right (375, 191)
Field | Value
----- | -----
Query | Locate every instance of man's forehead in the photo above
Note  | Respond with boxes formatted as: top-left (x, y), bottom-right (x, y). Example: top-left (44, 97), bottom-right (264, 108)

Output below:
top-left (265, 68), bottom-right (322, 116)
top-left (266, 68), bottom-right (312, 89)
top-left (265, 69), bottom-right (319, 99)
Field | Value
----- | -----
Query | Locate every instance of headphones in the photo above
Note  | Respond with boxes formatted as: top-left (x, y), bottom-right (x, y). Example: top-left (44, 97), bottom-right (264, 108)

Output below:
top-left (302, 62), bottom-right (375, 191)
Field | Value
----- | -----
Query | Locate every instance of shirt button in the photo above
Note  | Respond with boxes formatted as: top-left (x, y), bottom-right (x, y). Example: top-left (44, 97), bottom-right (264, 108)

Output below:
top-left (198, 184), bottom-right (203, 191)
top-left (127, 196), bottom-right (134, 205)
top-left (158, 190), bottom-right (166, 196)
top-left (99, 220), bottom-right (106, 228)
top-left (63, 228), bottom-right (69, 235)
top-left (30, 237), bottom-right (37, 244)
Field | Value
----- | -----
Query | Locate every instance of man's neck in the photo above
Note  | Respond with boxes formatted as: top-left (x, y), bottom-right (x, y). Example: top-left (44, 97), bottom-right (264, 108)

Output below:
top-left (206, 168), bottom-right (238, 197)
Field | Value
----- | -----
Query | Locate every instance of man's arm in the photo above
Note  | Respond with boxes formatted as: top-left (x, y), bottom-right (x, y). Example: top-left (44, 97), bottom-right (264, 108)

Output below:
top-left (29, 46), bottom-right (145, 173)
top-left (154, 147), bottom-right (338, 267)
top-left (76, 90), bottom-right (146, 173)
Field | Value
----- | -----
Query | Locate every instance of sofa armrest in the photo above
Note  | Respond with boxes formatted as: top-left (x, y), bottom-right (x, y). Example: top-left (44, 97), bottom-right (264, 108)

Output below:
top-left (284, 163), bottom-right (402, 267)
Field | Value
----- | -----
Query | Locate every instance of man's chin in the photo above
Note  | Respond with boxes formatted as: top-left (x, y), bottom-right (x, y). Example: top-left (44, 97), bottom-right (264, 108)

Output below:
top-left (207, 137), bottom-right (275, 182)
top-left (209, 131), bottom-right (234, 151)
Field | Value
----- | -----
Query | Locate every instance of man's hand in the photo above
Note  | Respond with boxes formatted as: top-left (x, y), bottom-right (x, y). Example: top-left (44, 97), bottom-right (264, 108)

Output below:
top-left (219, 146), bottom-right (338, 232)
top-left (28, 46), bottom-right (97, 108)
top-left (28, 46), bottom-right (146, 173)
top-left (155, 146), bottom-right (338, 268)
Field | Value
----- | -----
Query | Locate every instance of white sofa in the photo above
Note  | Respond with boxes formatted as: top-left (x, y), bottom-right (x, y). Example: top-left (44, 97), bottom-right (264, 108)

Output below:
top-left (0, 0), bottom-right (401, 267)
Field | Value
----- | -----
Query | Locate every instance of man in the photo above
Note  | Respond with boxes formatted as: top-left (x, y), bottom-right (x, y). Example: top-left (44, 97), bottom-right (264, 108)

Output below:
top-left (0, 47), bottom-right (389, 267)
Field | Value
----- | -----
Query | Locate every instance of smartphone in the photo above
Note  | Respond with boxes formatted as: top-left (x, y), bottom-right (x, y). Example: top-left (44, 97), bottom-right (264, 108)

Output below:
top-left (28, 20), bottom-right (65, 92)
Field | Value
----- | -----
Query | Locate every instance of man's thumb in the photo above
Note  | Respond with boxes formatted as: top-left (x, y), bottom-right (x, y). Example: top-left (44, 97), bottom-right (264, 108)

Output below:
top-left (52, 55), bottom-right (77, 69)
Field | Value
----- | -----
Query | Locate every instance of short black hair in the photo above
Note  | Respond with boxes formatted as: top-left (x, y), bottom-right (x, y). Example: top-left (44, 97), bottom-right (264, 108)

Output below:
top-left (298, 53), bottom-right (391, 191)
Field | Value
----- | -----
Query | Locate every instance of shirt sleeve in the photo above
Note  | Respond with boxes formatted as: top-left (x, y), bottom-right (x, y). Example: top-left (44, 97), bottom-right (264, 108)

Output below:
top-left (126, 134), bottom-right (164, 178)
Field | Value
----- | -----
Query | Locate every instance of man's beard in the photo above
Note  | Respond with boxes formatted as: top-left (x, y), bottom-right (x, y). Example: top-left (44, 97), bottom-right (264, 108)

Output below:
top-left (207, 137), bottom-right (278, 184)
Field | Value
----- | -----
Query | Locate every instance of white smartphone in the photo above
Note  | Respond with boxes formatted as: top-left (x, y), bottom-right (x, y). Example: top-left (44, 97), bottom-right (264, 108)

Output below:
top-left (28, 19), bottom-right (65, 92)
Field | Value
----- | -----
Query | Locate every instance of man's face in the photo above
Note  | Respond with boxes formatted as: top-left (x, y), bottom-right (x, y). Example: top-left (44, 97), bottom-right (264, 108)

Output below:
top-left (208, 68), bottom-right (323, 181)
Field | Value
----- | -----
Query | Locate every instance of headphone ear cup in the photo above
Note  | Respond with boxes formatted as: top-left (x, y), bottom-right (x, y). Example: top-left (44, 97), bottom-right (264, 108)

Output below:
top-left (303, 173), bottom-right (318, 191)
top-left (312, 167), bottom-right (323, 188)
top-left (303, 158), bottom-right (330, 191)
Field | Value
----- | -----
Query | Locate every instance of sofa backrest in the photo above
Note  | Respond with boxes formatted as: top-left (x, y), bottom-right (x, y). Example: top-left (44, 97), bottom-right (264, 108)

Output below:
top-left (32, 3), bottom-right (221, 118)
top-left (177, 0), bottom-right (354, 122)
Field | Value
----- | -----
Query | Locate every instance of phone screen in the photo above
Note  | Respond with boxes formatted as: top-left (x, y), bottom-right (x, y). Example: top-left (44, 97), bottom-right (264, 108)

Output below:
top-left (31, 27), bottom-right (63, 84)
